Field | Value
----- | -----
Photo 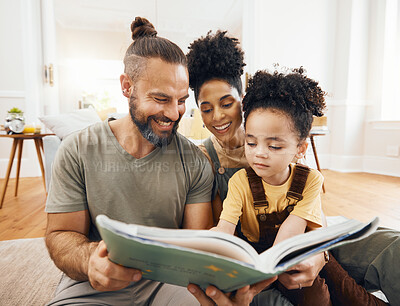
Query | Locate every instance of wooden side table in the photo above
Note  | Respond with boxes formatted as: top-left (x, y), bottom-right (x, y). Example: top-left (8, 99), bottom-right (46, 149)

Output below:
top-left (0, 133), bottom-right (54, 208)
top-left (309, 130), bottom-right (329, 193)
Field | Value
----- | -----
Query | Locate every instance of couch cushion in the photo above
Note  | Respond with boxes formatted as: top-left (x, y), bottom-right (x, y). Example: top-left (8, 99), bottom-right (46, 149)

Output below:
top-left (39, 108), bottom-right (101, 140)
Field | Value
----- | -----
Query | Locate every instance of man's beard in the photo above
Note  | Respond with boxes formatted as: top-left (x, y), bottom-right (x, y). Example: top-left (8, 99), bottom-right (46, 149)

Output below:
top-left (129, 98), bottom-right (180, 147)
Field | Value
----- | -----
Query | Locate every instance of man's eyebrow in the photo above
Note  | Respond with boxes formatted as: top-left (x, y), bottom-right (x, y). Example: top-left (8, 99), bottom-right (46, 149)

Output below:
top-left (149, 92), bottom-right (189, 100)
top-left (149, 92), bottom-right (171, 99)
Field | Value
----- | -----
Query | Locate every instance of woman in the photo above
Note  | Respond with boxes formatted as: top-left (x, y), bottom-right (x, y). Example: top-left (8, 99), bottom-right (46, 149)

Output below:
top-left (186, 31), bottom-right (393, 305)
top-left (187, 30), bottom-right (247, 225)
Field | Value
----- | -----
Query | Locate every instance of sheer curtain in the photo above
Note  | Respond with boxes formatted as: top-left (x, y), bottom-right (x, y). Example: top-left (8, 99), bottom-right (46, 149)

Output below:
top-left (381, 0), bottom-right (400, 120)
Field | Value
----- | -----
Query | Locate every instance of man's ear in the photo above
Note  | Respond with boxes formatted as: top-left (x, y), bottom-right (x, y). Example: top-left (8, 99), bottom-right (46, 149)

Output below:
top-left (120, 74), bottom-right (132, 98)
top-left (295, 140), bottom-right (308, 159)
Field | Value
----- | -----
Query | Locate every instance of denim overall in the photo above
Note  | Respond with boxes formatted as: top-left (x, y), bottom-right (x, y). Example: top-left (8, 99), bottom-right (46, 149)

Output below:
top-left (236, 164), bottom-right (311, 254)
top-left (203, 138), bottom-right (242, 202)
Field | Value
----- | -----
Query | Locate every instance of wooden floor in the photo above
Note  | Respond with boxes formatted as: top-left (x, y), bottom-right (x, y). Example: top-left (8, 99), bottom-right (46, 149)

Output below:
top-left (0, 170), bottom-right (399, 241)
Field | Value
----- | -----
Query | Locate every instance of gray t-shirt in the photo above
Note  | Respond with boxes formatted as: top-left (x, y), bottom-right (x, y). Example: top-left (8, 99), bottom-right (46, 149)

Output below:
top-left (46, 120), bottom-right (213, 240)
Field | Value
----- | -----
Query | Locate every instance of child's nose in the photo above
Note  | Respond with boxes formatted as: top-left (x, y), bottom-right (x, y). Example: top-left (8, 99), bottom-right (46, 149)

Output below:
top-left (255, 147), bottom-right (269, 158)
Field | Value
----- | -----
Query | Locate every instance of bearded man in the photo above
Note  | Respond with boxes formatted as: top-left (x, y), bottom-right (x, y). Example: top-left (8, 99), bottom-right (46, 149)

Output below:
top-left (44, 17), bottom-right (216, 305)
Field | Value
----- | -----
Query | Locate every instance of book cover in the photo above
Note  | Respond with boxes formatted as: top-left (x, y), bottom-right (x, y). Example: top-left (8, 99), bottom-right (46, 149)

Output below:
top-left (96, 215), bottom-right (378, 292)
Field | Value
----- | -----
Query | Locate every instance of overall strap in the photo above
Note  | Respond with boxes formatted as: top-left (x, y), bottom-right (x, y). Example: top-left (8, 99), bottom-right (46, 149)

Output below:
top-left (286, 164), bottom-right (311, 210)
top-left (203, 137), bottom-right (220, 172)
top-left (203, 137), bottom-right (242, 202)
top-left (245, 167), bottom-right (269, 209)
top-left (244, 164), bottom-right (311, 252)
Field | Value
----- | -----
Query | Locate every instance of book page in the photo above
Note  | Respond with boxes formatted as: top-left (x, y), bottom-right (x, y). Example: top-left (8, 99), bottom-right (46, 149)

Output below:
top-left (97, 215), bottom-right (260, 266)
top-left (259, 217), bottom-right (378, 270)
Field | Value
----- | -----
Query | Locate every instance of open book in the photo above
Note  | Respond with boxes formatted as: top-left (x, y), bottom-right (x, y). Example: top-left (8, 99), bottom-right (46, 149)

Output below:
top-left (96, 215), bottom-right (378, 292)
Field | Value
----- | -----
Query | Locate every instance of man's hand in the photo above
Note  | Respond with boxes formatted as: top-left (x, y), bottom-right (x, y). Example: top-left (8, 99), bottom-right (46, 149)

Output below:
top-left (187, 277), bottom-right (277, 306)
top-left (278, 253), bottom-right (325, 290)
top-left (88, 240), bottom-right (142, 291)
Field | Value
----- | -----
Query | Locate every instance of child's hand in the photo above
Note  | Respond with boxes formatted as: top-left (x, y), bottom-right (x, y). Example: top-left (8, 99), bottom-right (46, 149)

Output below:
top-left (210, 219), bottom-right (236, 235)
top-left (278, 253), bottom-right (325, 290)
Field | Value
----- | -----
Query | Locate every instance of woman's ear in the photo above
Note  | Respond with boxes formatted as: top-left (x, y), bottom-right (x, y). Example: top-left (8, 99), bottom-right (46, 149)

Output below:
top-left (296, 140), bottom-right (308, 159)
top-left (120, 74), bottom-right (132, 98)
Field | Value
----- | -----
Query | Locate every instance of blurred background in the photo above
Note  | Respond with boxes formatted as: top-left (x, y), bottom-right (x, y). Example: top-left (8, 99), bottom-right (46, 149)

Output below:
top-left (0, 0), bottom-right (399, 177)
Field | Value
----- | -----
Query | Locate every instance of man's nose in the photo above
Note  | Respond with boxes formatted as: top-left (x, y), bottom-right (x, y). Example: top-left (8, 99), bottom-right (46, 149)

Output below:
top-left (164, 101), bottom-right (182, 122)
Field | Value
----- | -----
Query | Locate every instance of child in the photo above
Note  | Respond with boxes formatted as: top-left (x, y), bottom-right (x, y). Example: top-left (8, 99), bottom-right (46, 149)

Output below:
top-left (213, 68), bottom-right (387, 305)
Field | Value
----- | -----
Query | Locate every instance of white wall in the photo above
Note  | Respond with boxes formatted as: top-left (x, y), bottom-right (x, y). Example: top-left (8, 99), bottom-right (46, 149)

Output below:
top-left (249, 0), bottom-right (400, 177)
top-left (56, 25), bottom-right (129, 113)
top-left (0, 0), bottom-right (43, 178)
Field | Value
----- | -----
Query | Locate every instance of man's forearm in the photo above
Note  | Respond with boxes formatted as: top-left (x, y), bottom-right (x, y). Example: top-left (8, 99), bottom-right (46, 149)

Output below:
top-left (46, 231), bottom-right (98, 281)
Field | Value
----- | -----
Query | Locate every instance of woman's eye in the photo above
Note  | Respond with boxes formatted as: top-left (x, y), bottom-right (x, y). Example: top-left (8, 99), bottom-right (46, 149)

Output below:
top-left (201, 108), bottom-right (212, 114)
top-left (222, 103), bottom-right (233, 108)
top-left (246, 142), bottom-right (256, 147)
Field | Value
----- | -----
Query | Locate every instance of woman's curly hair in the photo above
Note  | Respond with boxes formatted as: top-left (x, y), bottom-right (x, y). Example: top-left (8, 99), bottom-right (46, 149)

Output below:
top-left (242, 67), bottom-right (327, 141)
top-left (187, 31), bottom-right (245, 103)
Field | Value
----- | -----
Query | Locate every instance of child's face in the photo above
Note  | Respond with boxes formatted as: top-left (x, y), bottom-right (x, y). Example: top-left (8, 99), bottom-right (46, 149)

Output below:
top-left (245, 108), bottom-right (307, 185)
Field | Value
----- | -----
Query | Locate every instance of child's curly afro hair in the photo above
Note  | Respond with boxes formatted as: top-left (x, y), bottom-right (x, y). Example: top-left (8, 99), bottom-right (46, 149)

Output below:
top-left (243, 67), bottom-right (327, 140)
top-left (187, 31), bottom-right (245, 102)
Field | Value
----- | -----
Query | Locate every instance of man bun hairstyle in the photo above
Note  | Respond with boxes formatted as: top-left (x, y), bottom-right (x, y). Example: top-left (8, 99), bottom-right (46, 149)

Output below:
top-left (131, 17), bottom-right (157, 39)
top-left (242, 67), bottom-right (326, 141)
top-left (124, 17), bottom-right (187, 81)
top-left (187, 31), bottom-right (245, 103)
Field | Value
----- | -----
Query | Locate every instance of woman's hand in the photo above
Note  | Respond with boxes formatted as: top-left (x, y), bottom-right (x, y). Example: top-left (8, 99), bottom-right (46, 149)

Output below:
top-left (278, 253), bottom-right (325, 290)
top-left (187, 277), bottom-right (277, 306)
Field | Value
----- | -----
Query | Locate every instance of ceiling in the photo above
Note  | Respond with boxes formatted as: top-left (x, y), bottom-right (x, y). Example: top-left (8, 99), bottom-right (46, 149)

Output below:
top-left (54, 0), bottom-right (243, 46)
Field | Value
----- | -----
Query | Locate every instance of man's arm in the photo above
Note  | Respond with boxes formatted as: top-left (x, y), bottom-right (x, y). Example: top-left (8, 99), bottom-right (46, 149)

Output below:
top-left (46, 211), bottom-right (142, 291)
top-left (45, 210), bottom-right (94, 281)
top-left (182, 202), bottom-right (213, 229)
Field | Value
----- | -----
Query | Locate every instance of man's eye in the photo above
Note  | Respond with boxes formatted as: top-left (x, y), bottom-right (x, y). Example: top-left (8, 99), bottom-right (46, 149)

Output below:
top-left (154, 97), bottom-right (167, 102)
top-left (178, 99), bottom-right (186, 104)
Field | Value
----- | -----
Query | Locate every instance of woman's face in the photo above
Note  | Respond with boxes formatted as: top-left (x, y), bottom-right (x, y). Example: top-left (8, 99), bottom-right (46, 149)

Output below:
top-left (198, 79), bottom-right (242, 145)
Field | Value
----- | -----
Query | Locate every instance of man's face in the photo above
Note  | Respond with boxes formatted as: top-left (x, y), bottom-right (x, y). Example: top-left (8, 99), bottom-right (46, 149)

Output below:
top-left (129, 58), bottom-right (189, 147)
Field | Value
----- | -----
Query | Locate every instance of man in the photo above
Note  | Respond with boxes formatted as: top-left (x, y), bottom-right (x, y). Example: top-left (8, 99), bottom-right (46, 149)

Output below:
top-left (45, 17), bottom-right (276, 305)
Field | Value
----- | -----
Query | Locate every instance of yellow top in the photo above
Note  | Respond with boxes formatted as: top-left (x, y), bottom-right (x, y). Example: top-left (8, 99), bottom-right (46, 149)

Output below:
top-left (220, 164), bottom-right (323, 243)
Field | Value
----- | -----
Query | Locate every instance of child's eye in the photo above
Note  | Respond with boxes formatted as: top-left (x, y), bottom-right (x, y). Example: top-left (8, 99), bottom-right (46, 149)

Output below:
top-left (269, 146), bottom-right (281, 150)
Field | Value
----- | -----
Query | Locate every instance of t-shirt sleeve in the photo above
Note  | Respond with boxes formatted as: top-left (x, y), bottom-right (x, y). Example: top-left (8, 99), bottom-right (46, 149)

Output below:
top-left (291, 169), bottom-right (324, 228)
top-left (45, 136), bottom-right (88, 213)
top-left (185, 151), bottom-right (214, 205)
top-left (219, 171), bottom-right (245, 225)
